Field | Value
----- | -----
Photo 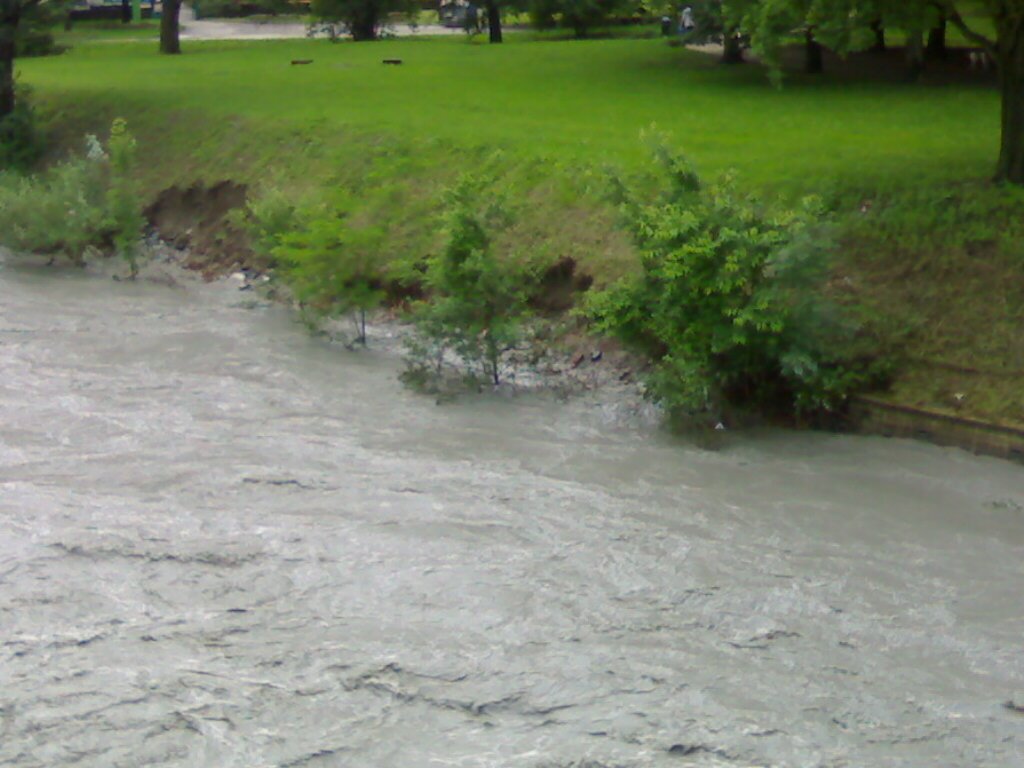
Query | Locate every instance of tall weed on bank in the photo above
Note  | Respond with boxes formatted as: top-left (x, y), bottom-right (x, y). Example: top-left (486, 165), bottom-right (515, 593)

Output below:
top-left (246, 190), bottom-right (388, 345)
top-left (404, 175), bottom-right (537, 387)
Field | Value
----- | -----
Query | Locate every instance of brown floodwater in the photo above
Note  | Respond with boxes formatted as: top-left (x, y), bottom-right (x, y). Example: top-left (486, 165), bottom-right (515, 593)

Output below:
top-left (1, 257), bottom-right (1022, 767)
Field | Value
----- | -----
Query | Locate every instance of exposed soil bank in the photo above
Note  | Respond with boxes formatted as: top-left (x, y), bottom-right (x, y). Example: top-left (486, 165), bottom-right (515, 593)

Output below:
top-left (144, 181), bottom-right (257, 279)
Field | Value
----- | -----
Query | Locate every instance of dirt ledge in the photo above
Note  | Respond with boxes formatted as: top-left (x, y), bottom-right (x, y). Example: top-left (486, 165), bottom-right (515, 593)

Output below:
top-left (852, 396), bottom-right (1024, 464)
top-left (145, 181), bottom-right (259, 279)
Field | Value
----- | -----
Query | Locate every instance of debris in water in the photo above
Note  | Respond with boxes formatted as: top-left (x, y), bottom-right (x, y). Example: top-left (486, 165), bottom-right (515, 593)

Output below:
top-left (987, 498), bottom-right (1023, 513)
top-left (668, 743), bottom-right (704, 756)
top-left (242, 477), bottom-right (315, 490)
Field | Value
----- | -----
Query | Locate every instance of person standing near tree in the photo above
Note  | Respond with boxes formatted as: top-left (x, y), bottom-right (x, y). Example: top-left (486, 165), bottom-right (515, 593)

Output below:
top-left (678, 5), bottom-right (694, 37)
top-left (463, 3), bottom-right (480, 35)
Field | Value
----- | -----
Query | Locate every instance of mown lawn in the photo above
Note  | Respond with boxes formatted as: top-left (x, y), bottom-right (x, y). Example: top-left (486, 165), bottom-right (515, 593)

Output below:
top-left (16, 33), bottom-right (1024, 426)
top-left (24, 34), bottom-right (1001, 189)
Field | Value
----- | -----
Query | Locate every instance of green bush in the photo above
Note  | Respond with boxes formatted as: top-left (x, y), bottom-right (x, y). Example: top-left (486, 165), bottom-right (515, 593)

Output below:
top-left (16, 29), bottom-right (60, 58)
top-left (528, 0), bottom-right (559, 29)
top-left (254, 192), bottom-right (387, 345)
top-left (194, 0), bottom-right (300, 19)
top-left (245, 188), bottom-right (302, 261)
top-left (0, 147), bottom-right (106, 262)
top-left (0, 120), bottom-right (144, 270)
top-left (0, 92), bottom-right (43, 172)
top-left (405, 176), bottom-right (535, 387)
top-left (552, 0), bottom-right (626, 37)
top-left (586, 139), bottom-right (880, 422)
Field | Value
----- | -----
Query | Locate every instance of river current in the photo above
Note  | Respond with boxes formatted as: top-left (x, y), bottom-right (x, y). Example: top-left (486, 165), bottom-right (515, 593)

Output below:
top-left (1, 257), bottom-right (1022, 767)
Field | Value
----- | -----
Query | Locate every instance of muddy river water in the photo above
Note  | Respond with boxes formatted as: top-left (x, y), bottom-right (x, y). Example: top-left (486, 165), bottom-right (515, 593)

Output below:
top-left (1, 258), bottom-right (1023, 768)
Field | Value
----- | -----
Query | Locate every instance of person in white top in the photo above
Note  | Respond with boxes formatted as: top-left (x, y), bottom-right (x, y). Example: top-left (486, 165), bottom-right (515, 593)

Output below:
top-left (679, 6), bottom-right (695, 35)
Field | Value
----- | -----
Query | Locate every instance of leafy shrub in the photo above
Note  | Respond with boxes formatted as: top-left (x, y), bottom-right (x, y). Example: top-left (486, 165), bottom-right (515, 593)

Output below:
top-left (0, 120), bottom-right (144, 270)
top-left (0, 91), bottom-right (43, 171)
top-left (194, 0), bottom-right (300, 18)
top-left (528, 0), bottom-right (558, 29)
top-left (16, 29), bottom-right (60, 58)
top-left (586, 139), bottom-right (879, 422)
top-left (245, 187), bottom-right (303, 261)
top-left (0, 147), bottom-right (106, 261)
top-left (552, 0), bottom-right (625, 37)
top-left (253, 192), bottom-right (387, 345)
top-left (405, 176), bottom-right (536, 387)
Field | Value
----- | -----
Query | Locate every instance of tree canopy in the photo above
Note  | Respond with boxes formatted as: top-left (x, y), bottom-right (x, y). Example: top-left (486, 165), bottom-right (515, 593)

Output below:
top-left (712, 0), bottom-right (1024, 183)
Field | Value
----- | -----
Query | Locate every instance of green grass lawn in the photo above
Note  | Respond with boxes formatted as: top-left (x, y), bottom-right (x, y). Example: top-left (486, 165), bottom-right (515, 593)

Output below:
top-left (25, 35), bottom-right (1001, 189)
top-left (53, 20), bottom-right (160, 45)
top-left (15, 33), bottom-right (1024, 426)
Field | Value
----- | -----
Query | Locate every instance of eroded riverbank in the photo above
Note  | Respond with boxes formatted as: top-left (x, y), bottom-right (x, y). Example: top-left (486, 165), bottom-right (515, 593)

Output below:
top-left (1, 256), bottom-right (1023, 767)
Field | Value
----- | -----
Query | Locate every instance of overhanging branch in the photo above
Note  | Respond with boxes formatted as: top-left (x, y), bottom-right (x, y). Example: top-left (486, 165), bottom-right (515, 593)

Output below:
top-left (936, 1), bottom-right (997, 57)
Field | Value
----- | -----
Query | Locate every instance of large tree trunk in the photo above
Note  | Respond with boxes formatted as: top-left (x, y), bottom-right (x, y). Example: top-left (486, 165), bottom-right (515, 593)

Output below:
top-left (926, 16), bottom-right (947, 60)
top-left (996, 19), bottom-right (1024, 183)
top-left (870, 19), bottom-right (885, 52)
top-left (906, 29), bottom-right (925, 81)
top-left (160, 0), bottom-right (181, 54)
top-left (722, 28), bottom-right (743, 64)
top-left (804, 29), bottom-right (823, 74)
top-left (484, 0), bottom-right (501, 43)
top-left (349, 5), bottom-right (377, 40)
top-left (350, 21), bottom-right (376, 40)
top-left (0, 9), bottom-right (18, 121)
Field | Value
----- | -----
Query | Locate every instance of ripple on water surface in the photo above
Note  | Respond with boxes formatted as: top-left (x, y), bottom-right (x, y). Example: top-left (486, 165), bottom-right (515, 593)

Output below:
top-left (1, 260), bottom-right (1023, 767)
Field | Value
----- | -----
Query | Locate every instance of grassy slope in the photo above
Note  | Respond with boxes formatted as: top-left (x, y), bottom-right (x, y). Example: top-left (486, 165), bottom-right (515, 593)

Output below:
top-left (17, 33), bottom-right (1024, 425)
